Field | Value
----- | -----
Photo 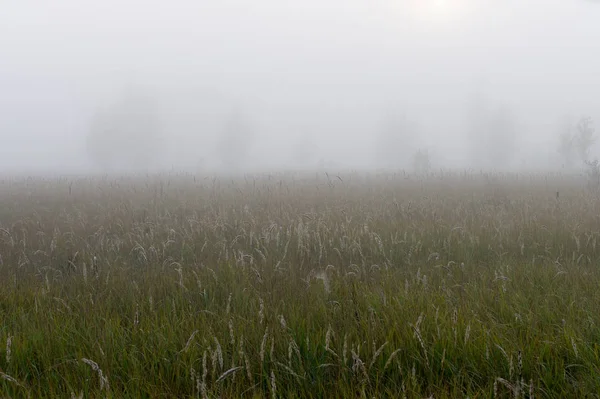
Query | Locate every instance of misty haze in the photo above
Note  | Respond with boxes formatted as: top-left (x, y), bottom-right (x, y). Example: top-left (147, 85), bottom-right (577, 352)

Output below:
top-left (0, 0), bottom-right (598, 174)
top-left (1, 1), bottom-right (600, 397)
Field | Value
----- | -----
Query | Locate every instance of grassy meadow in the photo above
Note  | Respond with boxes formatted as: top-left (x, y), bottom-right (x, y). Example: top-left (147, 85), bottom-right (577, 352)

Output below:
top-left (0, 171), bottom-right (599, 398)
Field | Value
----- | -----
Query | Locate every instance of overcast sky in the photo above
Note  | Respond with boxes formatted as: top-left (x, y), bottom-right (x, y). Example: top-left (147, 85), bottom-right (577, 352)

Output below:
top-left (1, 0), bottom-right (599, 173)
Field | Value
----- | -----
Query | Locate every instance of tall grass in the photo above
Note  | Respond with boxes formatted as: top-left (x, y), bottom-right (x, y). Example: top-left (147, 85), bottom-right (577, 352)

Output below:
top-left (0, 171), bottom-right (598, 397)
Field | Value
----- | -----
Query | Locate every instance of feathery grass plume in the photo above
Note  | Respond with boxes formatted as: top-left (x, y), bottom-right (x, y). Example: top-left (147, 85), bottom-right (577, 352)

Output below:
top-left (255, 247), bottom-right (267, 263)
top-left (279, 314), bottom-right (287, 330)
top-left (370, 341), bottom-right (388, 369)
top-left (351, 350), bottom-right (368, 382)
top-left (270, 370), bottom-right (277, 399)
top-left (276, 361), bottom-right (304, 384)
top-left (202, 350), bottom-right (208, 386)
top-left (5, 335), bottom-right (12, 364)
top-left (216, 367), bottom-right (242, 383)
top-left (517, 350), bottom-right (523, 383)
top-left (288, 341), bottom-right (294, 368)
top-left (191, 366), bottom-right (201, 396)
top-left (314, 270), bottom-right (331, 293)
top-left (258, 298), bottom-right (265, 325)
top-left (384, 348), bottom-right (401, 371)
top-left (529, 378), bottom-right (534, 399)
top-left (270, 337), bottom-right (275, 361)
top-left (496, 377), bottom-right (518, 397)
top-left (324, 325), bottom-right (334, 353)
top-left (190, 365), bottom-right (197, 385)
top-left (226, 292), bottom-right (232, 314)
top-left (452, 308), bottom-right (458, 344)
top-left (191, 270), bottom-right (202, 291)
top-left (133, 303), bottom-right (139, 328)
top-left (260, 327), bottom-right (269, 366)
top-left (342, 334), bottom-right (348, 367)
top-left (181, 330), bottom-right (199, 353)
top-left (213, 337), bottom-right (224, 371)
top-left (81, 358), bottom-right (109, 391)
top-left (211, 348), bottom-right (218, 376)
top-left (229, 319), bottom-right (235, 347)
top-left (244, 353), bottom-right (253, 383)
top-left (0, 372), bottom-right (22, 387)
top-left (412, 323), bottom-right (429, 368)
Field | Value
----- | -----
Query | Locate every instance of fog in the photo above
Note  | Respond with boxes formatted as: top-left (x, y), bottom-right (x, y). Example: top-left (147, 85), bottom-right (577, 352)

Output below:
top-left (1, 0), bottom-right (599, 174)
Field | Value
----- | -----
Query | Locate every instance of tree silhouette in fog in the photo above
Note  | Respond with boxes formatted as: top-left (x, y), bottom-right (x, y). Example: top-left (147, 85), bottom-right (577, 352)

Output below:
top-left (376, 114), bottom-right (418, 169)
top-left (466, 92), bottom-right (517, 170)
top-left (87, 87), bottom-right (162, 172)
top-left (558, 116), bottom-right (596, 169)
top-left (217, 108), bottom-right (255, 172)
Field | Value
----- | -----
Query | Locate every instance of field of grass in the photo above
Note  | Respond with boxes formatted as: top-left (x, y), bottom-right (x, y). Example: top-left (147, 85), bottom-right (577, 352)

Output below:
top-left (0, 171), bottom-right (599, 398)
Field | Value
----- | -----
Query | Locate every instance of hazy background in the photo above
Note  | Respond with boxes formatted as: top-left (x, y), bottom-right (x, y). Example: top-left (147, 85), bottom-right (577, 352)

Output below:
top-left (1, 0), bottom-right (599, 174)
